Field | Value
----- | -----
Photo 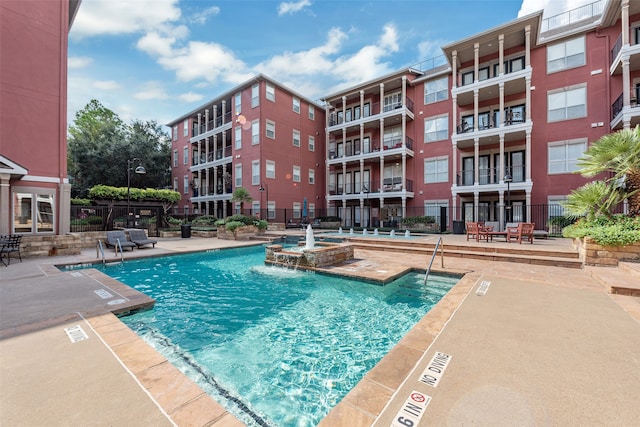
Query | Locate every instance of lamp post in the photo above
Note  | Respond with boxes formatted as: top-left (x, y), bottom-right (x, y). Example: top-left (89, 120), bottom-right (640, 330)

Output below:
top-left (127, 158), bottom-right (146, 227)
top-left (504, 173), bottom-right (512, 228)
top-left (259, 184), bottom-right (268, 219)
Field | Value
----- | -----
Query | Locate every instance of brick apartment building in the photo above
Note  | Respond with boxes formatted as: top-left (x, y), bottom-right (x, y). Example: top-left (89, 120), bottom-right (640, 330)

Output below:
top-left (171, 0), bottom-right (637, 231)
top-left (0, 0), bottom-right (81, 236)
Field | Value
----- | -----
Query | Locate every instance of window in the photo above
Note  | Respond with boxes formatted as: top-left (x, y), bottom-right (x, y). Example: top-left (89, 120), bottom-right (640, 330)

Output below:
top-left (235, 126), bottom-right (242, 150)
top-left (383, 126), bottom-right (402, 149)
top-left (292, 97), bottom-right (300, 113)
top-left (252, 160), bottom-right (260, 185)
top-left (461, 71), bottom-right (474, 86)
top-left (251, 120), bottom-right (260, 144)
top-left (548, 86), bottom-right (586, 121)
top-left (363, 103), bottom-right (371, 117)
top-left (309, 169), bottom-right (315, 184)
top-left (547, 196), bottom-right (568, 220)
top-left (183, 147), bottom-right (189, 165)
top-left (547, 36), bottom-right (585, 73)
top-left (234, 92), bottom-right (241, 114)
top-left (308, 203), bottom-right (315, 218)
top-left (235, 164), bottom-right (242, 186)
top-left (12, 191), bottom-right (55, 234)
top-left (383, 92), bottom-right (402, 112)
top-left (266, 160), bottom-right (275, 178)
top-left (292, 129), bottom-right (300, 147)
top-left (424, 200), bottom-right (449, 226)
top-left (183, 175), bottom-right (189, 194)
top-left (267, 201), bottom-right (275, 219)
top-left (266, 120), bottom-right (275, 139)
top-left (548, 139), bottom-right (586, 174)
top-left (293, 165), bottom-right (301, 182)
top-left (293, 202), bottom-right (301, 219)
top-left (173, 125), bottom-right (178, 141)
top-left (308, 104), bottom-right (315, 120)
top-left (173, 177), bottom-right (178, 192)
top-left (354, 105), bottom-right (361, 120)
top-left (183, 119), bottom-right (189, 137)
top-left (173, 150), bottom-right (178, 167)
top-left (478, 66), bottom-right (490, 81)
top-left (266, 83), bottom-right (275, 102)
top-left (251, 83), bottom-right (259, 107)
top-left (424, 156), bottom-right (449, 183)
top-left (425, 76), bottom-right (448, 104)
top-left (424, 114), bottom-right (449, 142)
top-left (308, 135), bottom-right (315, 152)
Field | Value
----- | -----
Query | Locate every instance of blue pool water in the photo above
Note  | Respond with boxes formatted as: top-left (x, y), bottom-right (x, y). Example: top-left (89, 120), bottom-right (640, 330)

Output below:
top-left (93, 245), bottom-right (458, 426)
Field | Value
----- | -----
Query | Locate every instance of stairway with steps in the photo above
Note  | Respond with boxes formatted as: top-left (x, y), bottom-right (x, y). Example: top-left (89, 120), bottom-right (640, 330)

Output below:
top-left (586, 262), bottom-right (640, 296)
top-left (334, 236), bottom-right (583, 269)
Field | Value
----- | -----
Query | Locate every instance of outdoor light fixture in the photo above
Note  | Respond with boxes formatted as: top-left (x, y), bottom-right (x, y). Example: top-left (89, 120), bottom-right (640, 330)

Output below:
top-left (127, 158), bottom-right (146, 227)
top-left (259, 184), bottom-right (268, 218)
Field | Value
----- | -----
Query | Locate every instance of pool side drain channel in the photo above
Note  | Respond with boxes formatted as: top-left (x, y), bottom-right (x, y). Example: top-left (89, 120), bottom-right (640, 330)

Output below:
top-left (391, 390), bottom-right (431, 427)
top-left (476, 280), bottom-right (491, 296)
top-left (64, 325), bottom-right (89, 343)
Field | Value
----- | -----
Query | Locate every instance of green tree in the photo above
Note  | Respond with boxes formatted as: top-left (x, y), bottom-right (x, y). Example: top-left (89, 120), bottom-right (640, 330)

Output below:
top-left (231, 187), bottom-right (252, 212)
top-left (564, 181), bottom-right (626, 221)
top-left (67, 100), bottom-right (171, 197)
top-left (575, 125), bottom-right (640, 216)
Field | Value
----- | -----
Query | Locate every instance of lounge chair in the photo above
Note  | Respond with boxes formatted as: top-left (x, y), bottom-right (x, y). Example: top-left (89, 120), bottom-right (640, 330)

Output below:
top-left (506, 222), bottom-right (535, 244)
top-left (105, 230), bottom-right (136, 251)
top-left (128, 229), bottom-right (157, 248)
top-left (0, 235), bottom-right (22, 266)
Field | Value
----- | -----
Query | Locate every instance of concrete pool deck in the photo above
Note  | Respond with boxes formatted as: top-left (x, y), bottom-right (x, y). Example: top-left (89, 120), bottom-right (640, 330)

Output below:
top-left (1, 233), bottom-right (639, 426)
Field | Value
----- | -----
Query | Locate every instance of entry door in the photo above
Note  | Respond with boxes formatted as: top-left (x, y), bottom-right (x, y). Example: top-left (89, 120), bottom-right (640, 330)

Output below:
top-left (463, 202), bottom-right (474, 221)
top-left (511, 151), bottom-right (525, 182)
top-left (462, 157), bottom-right (474, 185)
top-left (479, 155), bottom-right (490, 185)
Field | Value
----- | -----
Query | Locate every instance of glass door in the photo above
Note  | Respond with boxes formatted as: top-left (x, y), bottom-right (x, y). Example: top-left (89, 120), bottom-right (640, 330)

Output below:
top-left (462, 157), bottom-right (474, 185)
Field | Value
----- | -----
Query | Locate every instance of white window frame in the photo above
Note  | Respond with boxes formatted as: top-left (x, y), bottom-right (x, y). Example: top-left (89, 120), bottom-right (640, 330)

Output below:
top-left (251, 120), bottom-right (260, 145)
top-left (173, 149), bottom-right (178, 167)
top-left (252, 160), bottom-right (260, 185)
top-left (235, 126), bottom-right (242, 150)
top-left (292, 129), bottom-right (300, 147)
top-left (292, 96), bottom-right (300, 113)
top-left (293, 165), bottom-right (301, 183)
top-left (548, 138), bottom-right (587, 174)
top-left (424, 156), bottom-right (449, 183)
top-left (548, 85), bottom-right (586, 122)
top-left (424, 114), bottom-right (449, 143)
top-left (547, 36), bottom-right (585, 73)
top-left (309, 168), bottom-right (315, 184)
top-left (266, 83), bottom-right (275, 102)
top-left (424, 76), bottom-right (448, 104)
top-left (235, 163), bottom-right (243, 187)
top-left (251, 83), bottom-right (259, 107)
top-left (383, 92), bottom-right (402, 112)
top-left (183, 175), bottom-right (189, 195)
top-left (266, 160), bottom-right (276, 179)
top-left (183, 146), bottom-right (189, 165)
top-left (547, 195), bottom-right (568, 219)
top-left (183, 119), bottom-right (189, 137)
top-left (308, 104), bottom-right (315, 120)
top-left (308, 135), bottom-right (315, 152)
top-left (266, 120), bottom-right (275, 139)
top-left (293, 202), bottom-right (301, 219)
top-left (424, 199), bottom-right (449, 225)
top-left (173, 177), bottom-right (178, 192)
top-left (173, 125), bottom-right (178, 141)
top-left (234, 92), bottom-right (242, 114)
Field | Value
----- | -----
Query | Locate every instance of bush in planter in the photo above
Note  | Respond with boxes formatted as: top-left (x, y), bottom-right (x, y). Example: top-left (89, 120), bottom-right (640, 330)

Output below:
top-left (215, 215), bottom-right (267, 231)
top-left (192, 215), bottom-right (217, 226)
top-left (87, 215), bottom-right (103, 225)
top-left (403, 216), bottom-right (436, 226)
top-left (563, 214), bottom-right (640, 246)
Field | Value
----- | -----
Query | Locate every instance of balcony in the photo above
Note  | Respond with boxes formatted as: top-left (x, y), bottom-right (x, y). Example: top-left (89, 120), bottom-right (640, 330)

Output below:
top-left (611, 90), bottom-right (640, 130)
top-left (456, 165), bottom-right (526, 188)
top-left (328, 178), bottom-right (414, 198)
top-left (192, 111), bottom-right (233, 138)
top-left (327, 96), bottom-right (414, 131)
top-left (327, 137), bottom-right (414, 164)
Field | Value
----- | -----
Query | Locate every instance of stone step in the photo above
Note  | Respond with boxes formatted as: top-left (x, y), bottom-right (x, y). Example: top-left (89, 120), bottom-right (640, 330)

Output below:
top-left (585, 265), bottom-right (640, 297)
top-left (348, 242), bottom-right (583, 269)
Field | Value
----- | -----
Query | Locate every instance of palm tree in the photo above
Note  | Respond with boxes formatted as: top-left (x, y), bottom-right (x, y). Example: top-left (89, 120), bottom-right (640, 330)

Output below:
top-left (231, 187), bottom-right (252, 213)
top-left (564, 181), bottom-right (625, 220)
top-left (576, 125), bottom-right (640, 216)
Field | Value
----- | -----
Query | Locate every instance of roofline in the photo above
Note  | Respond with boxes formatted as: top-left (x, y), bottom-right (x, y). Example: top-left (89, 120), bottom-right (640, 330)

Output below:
top-left (166, 74), bottom-right (325, 126)
top-left (320, 67), bottom-right (424, 102)
top-left (69, 0), bottom-right (82, 29)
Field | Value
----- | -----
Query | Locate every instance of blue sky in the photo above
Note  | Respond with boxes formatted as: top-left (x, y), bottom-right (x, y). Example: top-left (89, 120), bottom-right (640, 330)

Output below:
top-left (68, 0), bottom-right (593, 130)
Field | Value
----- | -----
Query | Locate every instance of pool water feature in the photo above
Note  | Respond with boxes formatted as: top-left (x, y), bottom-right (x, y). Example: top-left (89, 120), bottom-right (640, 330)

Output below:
top-left (96, 245), bottom-right (458, 426)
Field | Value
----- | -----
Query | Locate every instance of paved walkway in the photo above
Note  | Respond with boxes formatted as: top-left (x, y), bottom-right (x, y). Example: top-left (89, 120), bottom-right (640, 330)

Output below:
top-left (1, 233), bottom-right (639, 426)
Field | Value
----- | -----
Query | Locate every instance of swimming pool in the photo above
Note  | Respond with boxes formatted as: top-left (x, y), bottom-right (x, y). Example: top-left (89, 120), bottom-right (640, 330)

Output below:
top-left (96, 245), bottom-right (458, 426)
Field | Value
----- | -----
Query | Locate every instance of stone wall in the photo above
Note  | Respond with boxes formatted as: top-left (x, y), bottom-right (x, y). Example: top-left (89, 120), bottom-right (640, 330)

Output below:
top-left (575, 237), bottom-right (640, 266)
top-left (217, 225), bottom-right (263, 240)
top-left (20, 232), bottom-right (105, 257)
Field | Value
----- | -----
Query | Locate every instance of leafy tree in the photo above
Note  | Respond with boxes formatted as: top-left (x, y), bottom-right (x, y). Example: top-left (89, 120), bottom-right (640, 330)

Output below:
top-left (575, 125), bottom-right (640, 216)
top-left (67, 100), bottom-right (171, 197)
top-left (231, 187), bottom-right (252, 212)
top-left (564, 181), bottom-right (626, 221)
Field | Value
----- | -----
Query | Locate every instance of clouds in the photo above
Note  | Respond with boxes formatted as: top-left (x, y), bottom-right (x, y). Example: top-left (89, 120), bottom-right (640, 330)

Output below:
top-left (278, 0), bottom-right (312, 16)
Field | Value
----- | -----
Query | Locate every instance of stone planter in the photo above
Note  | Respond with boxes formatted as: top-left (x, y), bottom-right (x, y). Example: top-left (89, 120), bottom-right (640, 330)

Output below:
top-left (575, 237), bottom-right (640, 266)
top-left (319, 221), bottom-right (341, 229)
top-left (217, 225), bottom-right (263, 240)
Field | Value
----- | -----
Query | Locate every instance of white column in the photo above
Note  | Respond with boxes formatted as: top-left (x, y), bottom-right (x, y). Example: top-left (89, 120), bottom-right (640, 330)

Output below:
top-left (499, 134), bottom-right (505, 182)
top-left (473, 89), bottom-right (479, 131)
top-left (525, 130), bottom-right (532, 182)
top-left (499, 82), bottom-right (505, 127)
top-left (452, 140), bottom-right (458, 187)
top-left (474, 138), bottom-right (480, 185)
top-left (525, 76), bottom-right (532, 122)
top-left (0, 174), bottom-right (10, 235)
top-left (474, 43), bottom-right (479, 83)
top-left (525, 25), bottom-right (531, 67)
top-left (452, 50), bottom-right (458, 88)
top-left (221, 100), bottom-right (226, 124)
top-left (498, 34), bottom-right (504, 75)
top-left (622, 0), bottom-right (630, 46)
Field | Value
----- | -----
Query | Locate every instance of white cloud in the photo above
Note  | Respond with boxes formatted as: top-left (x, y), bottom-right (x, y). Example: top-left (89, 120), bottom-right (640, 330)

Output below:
top-left (137, 31), bottom-right (179, 58)
top-left (518, 0), bottom-right (592, 18)
top-left (178, 92), bottom-right (205, 103)
top-left (134, 81), bottom-right (169, 100)
top-left (192, 6), bottom-right (220, 24)
top-left (68, 56), bottom-right (93, 69)
top-left (71, 0), bottom-right (181, 38)
top-left (93, 80), bottom-right (120, 90)
top-left (278, 0), bottom-right (311, 16)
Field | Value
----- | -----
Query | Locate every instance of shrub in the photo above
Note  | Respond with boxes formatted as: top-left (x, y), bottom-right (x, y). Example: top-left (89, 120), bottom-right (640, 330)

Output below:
top-left (71, 198), bottom-right (91, 206)
top-left (318, 216), bottom-right (341, 222)
top-left (563, 214), bottom-right (640, 246)
top-left (87, 216), bottom-right (103, 225)
top-left (403, 216), bottom-right (436, 225)
top-left (192, 215), bottom-right (217, 226)
top-left (167, 216), bottom-right (182, 226)
top-left (223, 220), bottom-right (245, 232)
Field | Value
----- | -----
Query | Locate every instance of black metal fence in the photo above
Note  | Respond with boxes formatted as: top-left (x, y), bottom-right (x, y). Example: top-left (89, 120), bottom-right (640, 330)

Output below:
top-left (70, 205), bottom-right (163, 237)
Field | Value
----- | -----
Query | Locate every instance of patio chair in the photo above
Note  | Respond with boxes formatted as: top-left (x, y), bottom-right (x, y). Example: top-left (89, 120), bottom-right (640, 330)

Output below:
top-left (466, 222), bottom-right (490, 242)
top-left (506, 222), bottom-right (535, 244)
top-left (105, 230), bottom-right (136, 251)
top-left (0, 234), bottom-right (22, 266)
top-left (128, 229), bottom-right (157, 248)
